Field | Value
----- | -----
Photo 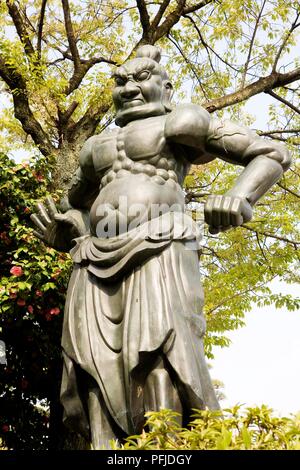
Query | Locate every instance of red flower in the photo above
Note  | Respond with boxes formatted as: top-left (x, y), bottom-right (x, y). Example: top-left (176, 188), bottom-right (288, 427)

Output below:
top-left (21, 378), bottom-right (29, 390)
top-left (35, 290), bottom-right (43, 297)
top-left (17, 298), bottom-right (26, 306)
top-left (10, 266), bottom-right (23, 277)
top-left (24, 207), bottom-right (31, 214)
top-left (9, 291), bottom-right (17, 299)
top-left (49, 307), bottom-right (60, 316)
top-left (28, 305), bottom-right (34, 314)
top-left (32, 171), bottom-right (44, 182)
top-left (2, 424), bottom-right (9, 433)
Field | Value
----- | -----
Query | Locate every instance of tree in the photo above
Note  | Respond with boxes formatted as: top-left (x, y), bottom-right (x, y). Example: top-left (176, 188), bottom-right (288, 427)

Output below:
top-left (0, 0), bottom-right (299, 449)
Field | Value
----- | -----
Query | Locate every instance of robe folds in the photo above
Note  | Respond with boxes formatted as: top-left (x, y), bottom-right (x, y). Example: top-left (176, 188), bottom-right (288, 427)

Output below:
top-left (60, 212), bottom-right (219, 437)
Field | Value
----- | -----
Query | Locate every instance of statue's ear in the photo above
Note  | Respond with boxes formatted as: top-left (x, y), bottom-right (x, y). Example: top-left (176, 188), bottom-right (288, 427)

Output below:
top-left (162, 80), bottom-right (173, 111)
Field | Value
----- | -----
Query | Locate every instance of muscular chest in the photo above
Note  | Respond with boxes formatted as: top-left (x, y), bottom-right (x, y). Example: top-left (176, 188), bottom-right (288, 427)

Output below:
top-left (120, 116), bottom-right (167, 162)
top-left (92, 116), bottom-right (170, 175)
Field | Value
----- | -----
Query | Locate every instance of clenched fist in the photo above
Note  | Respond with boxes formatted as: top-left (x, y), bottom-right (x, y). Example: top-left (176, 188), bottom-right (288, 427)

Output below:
top-left (204, 195), bottom-right (253, 234)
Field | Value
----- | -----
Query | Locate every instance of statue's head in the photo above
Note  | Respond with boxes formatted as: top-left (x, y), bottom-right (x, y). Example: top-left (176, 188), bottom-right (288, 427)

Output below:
top-left (112, 45), bottom-right (173, 127)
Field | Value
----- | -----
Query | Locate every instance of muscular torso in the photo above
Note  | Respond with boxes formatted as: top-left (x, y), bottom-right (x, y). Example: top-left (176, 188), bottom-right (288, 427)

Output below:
top-left (87, 114), bottom-right (205, 237)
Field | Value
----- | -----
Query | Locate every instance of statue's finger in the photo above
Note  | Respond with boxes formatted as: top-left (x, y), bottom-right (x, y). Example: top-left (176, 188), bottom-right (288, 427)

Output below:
top-left (32, 230), bottom-right (45, 241)
top-left (211, 196), bottom-right (222, 227)
top-left (36, 203), bottom-right (51, 225)
top-left (230, 210), bottom-right (243, 226)
top-left (220, 200), bottom-right (231, 227)
top-left (204, 197), bottom-right (214, 225)
top-left (241, 201), bottom-right (253, 223)
top-left (30, 214), bottom-right (46, 232)
top-left (229, 198), bottom-right (243, 226)
top-left (45, 196), bottom-right (58, 218)
top-left (54, 213), bottom-right (74, 226)
top-left (209, 226), bottom-right (220, 235)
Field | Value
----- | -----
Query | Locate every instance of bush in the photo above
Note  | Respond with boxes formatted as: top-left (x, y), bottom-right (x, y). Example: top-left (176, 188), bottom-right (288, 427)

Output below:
top-left (112, 406), bottom-right (300, 450)
top-left (0, 154), bottom-right (71, 449)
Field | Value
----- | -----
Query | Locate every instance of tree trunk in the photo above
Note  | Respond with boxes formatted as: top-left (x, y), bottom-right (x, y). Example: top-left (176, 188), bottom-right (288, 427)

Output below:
top-left (50, 143), bottom-right (82, 194)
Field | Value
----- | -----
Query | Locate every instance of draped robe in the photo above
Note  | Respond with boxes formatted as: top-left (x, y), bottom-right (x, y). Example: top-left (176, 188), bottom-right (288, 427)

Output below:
top-left (60, 211), bottom-right (219, 438)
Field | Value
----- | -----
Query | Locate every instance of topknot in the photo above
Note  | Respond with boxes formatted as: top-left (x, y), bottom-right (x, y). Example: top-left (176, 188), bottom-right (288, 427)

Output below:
top-left (136, 45), bottom-right (161, 63)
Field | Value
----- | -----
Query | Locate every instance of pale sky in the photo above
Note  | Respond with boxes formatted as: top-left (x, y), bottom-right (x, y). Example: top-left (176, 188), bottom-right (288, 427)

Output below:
top-left (211, 280), bottom-right (300, 416)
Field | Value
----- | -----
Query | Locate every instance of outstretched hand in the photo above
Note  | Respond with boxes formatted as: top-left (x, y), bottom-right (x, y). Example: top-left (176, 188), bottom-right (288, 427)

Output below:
top-left (30, 196), bottom-right (84, 251)
top-left (204, 195), bottom-right (253, 235)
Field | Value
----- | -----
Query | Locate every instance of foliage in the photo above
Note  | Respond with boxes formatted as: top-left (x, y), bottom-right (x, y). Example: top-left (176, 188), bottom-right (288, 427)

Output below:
top-left (187, 158), bottom-right (300, 357)
top-left (112, 407), bottom-right (300, 450)
top-left (0, 153), bottom-right (72, 449)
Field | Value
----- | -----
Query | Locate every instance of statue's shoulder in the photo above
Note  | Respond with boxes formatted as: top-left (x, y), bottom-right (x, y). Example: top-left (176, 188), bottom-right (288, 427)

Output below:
top-left (165, 104), bottom-right (211, 141)
top-left (84, 128), bottom-right (119, 148)
top-left (79, 129), bottom-right (118, 172)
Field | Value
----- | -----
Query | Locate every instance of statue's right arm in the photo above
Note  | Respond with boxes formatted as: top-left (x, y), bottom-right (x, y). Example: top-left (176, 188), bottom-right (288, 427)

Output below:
top-left (31, 136), bottom-right (100, 252)
top-left (66, 136), bottom-right (100, 211)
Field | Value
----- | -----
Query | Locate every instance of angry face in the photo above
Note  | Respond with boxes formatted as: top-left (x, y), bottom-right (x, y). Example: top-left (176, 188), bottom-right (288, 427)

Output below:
top-left (112, 57), bottom-right (172, 127)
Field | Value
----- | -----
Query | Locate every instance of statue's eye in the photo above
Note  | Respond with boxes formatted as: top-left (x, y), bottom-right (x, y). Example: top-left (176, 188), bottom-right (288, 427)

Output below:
top-left (115, 76), bottom-right (126, 86)
top-left (135, 70), bottom-right (151, 81)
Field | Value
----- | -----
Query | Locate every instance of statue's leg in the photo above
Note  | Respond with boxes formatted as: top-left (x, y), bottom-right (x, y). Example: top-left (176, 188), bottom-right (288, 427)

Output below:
top-left (87, 380), bottom-right (125, 450)
top-left (143, 355), bottom-right (183, 421)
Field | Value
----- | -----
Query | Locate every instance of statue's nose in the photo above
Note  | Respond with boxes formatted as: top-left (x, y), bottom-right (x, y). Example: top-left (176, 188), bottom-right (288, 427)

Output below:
top-left (120, 81), bottom-right (140, 99)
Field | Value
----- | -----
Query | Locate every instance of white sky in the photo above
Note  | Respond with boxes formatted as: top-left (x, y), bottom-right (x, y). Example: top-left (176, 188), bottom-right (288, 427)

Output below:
top-left (211, 280), bottom-right (300, 416)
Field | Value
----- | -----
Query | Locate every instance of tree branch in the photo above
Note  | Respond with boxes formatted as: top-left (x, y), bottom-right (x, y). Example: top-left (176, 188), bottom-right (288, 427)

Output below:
top-left (184, 14), bottom-right (241, 73)
top-left (6, 0), bottom-right (35, 57)
top-left (151, 0), bottom-right (170, 30)
top-left (152, 0), bottom-right (186, 42)
top-left (204, 67), bottom-right (300, 112)
top-left (206, 276), bottom-right (278, 316)
top-left (66, 102), bottom-right (112, 145)
top-left (266, 89), bottom-right (300, 115)
top-left (272, 11), bottom-right (300, 72)
top-left (183, 0), bottom-right (213, 14)
top-left (0, 54), bottom-right (54, 156)
top-left (61, 0), bottom-right (80, 69)
top-left (258, 128), bottom-right (300, 135)
top-left (65, 56), bottom-right (117, 96)
top-left (185, 191), bottom-right (211, 203)
top-left (58, 100), bottom-right (79, 127)
top-left (37, 0), bottom-right (48, 59)
top-left (277, 182), bottom-right (300, 199)
top-left (136, 0), bottom-right (151, 40)
top-left (242, 224), bottom-right (299, 246)
top-left (240, 0), bottom-right (267, 89)
top-left (167, 33), bottom-right (208, 99)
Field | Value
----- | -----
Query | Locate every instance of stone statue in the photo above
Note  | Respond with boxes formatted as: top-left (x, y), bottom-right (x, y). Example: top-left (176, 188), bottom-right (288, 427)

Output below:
top-left (31, 45), bottom-right (291, 449)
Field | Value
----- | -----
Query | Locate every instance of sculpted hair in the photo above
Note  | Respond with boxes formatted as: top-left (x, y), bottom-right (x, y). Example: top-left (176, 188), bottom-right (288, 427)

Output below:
top-left (135, 45), bottom-right (169, 82)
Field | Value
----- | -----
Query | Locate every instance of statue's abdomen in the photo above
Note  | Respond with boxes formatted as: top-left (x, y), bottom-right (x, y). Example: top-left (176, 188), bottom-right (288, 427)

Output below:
top-left (89, 118), bottom-right (188, 237)
top-left (90, 164), bottom-right (185, 237)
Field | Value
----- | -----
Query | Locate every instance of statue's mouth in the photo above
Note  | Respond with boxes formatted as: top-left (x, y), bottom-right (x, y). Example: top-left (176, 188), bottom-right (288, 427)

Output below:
top-left (122, 98), bottom-right (144, 109)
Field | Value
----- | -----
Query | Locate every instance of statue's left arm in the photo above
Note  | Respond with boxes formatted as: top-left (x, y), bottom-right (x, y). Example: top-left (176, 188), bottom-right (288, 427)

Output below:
top-left (165, 104), bottom-right (291, 234)
top-left (203, 117), bottom-right (291, 233)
